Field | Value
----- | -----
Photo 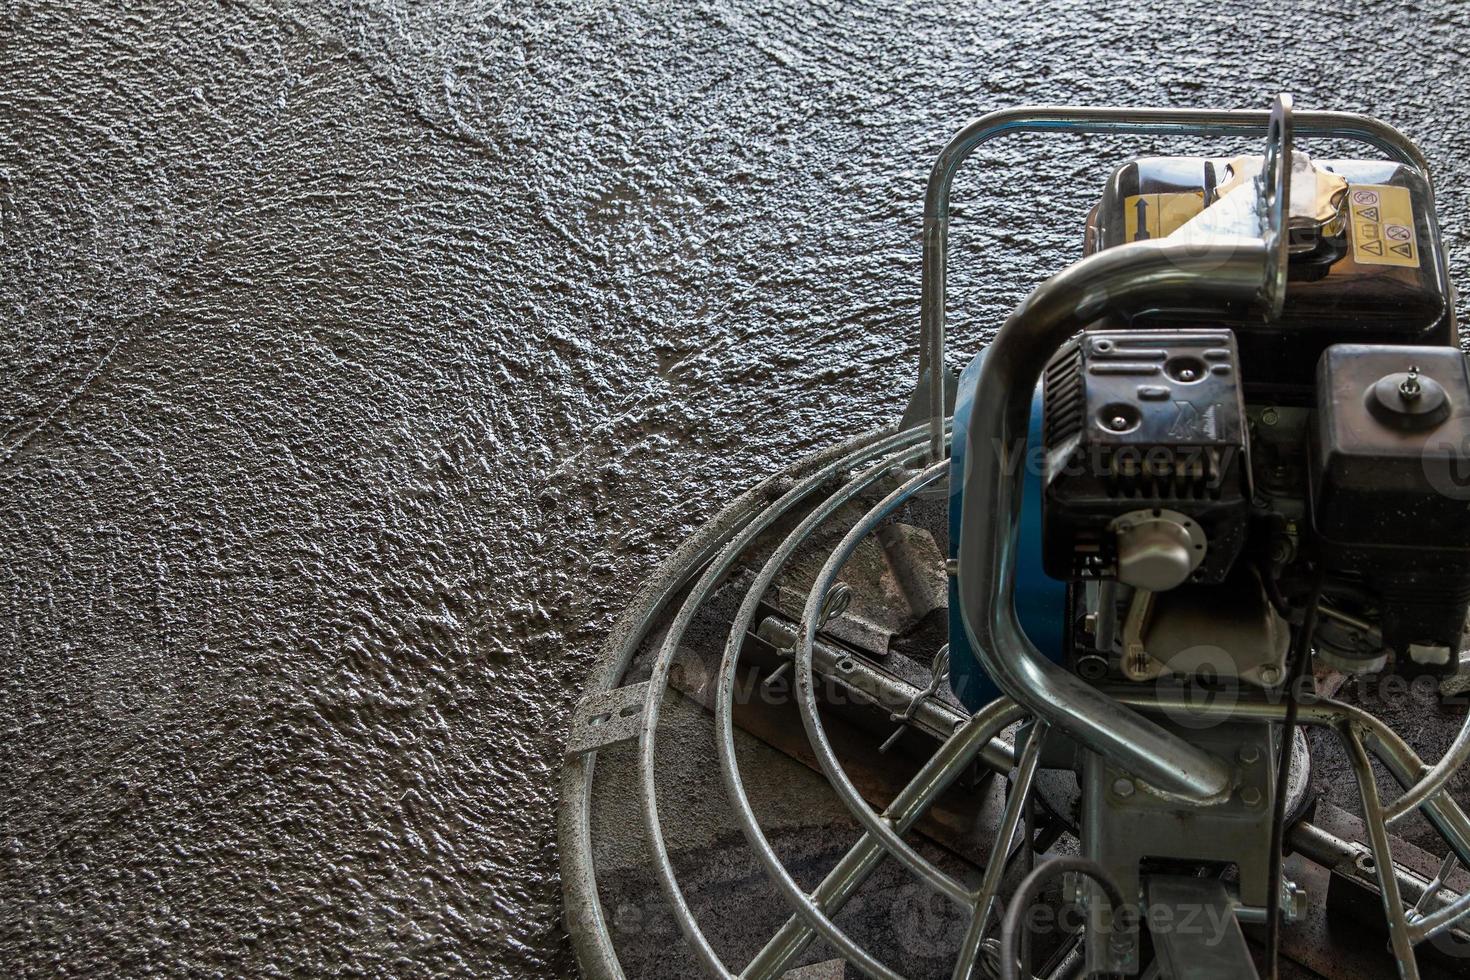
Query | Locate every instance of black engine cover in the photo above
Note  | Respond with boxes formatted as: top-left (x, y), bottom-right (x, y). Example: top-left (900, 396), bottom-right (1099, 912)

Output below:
top-left (1042, 329), bottom-right (1251, 584)
top-left (1311, 344), bottom-right (1470, 655)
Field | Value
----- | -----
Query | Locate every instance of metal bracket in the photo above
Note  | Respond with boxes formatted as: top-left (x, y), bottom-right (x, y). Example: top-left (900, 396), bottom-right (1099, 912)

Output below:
top-left (564, 682), bottom-right (651, 756)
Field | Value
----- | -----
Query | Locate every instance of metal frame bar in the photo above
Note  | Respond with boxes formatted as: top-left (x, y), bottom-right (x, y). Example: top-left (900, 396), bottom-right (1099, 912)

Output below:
top-left (1341, 722), bottom-right (1421, 979)
top-left (952, 722), bottom-right (1049, 980)
top-left (711, 444), bottom-right (950, 979)
top-left (1411, 878), bottom-right (1470, 945)
top-left (1117, 693), bottom-right (1470, 871)
top-left (1387, 709), bottom-right (1470, 826)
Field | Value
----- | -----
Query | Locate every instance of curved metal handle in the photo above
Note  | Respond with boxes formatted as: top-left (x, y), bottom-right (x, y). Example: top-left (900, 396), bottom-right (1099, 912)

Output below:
top-left (955, 239), bottom-right (1264, 803)
top-left (920, 101), bottom-right (1434, 464)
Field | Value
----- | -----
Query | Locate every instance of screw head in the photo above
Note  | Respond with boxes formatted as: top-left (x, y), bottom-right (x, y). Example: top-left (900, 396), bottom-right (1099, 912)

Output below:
top-left (1112, 776), bottom-right (1136, 799)
top-left (1241, 786), bottom-right (1263, 807)
top-left (1261, 407), bottom-right (1280, 426)
top-left (1238, 745), bottom-right (1261, 765)
top-left (1109, 415), bottom-right (1130, 431)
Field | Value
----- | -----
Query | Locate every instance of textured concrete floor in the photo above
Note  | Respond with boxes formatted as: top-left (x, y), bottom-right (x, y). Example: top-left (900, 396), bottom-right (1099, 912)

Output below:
top-left (3, 1), bottom-right (1470, 977)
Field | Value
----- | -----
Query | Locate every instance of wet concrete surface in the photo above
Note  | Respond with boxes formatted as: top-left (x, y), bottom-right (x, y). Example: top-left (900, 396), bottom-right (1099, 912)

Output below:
top-left (3, 1), bottom-right (1470, 977)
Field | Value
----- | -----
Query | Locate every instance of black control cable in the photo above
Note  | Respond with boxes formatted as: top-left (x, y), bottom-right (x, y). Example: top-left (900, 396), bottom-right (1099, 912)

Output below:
top-left (1265, 566), bottom-right (1324, 979)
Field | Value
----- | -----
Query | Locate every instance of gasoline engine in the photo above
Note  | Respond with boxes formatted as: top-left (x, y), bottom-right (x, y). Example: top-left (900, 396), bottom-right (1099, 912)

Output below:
top-left (562, 97), bottom-right (1470, 980)
top-left (1048, 148), bottom-right (1465, 679)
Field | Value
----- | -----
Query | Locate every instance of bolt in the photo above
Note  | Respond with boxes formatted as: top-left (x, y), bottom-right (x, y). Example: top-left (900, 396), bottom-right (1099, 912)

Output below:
top-left (1260, 665), bottom-right (1282, 686)
top-left (1083, 612), bottom-right (1099, 634)
top-left (1401, 365), bottom-right (1423, 402)
top-left (1238, 745), bottom-right (1261, 765)
top-left (1260, 407), bottom-right (1279, 426)
top-left (1179, 368), bottom-right (1196, 381)
top-left (1282, 881), bottom-right (1308, 924)
top-left (1241, 786), bottom-right (1264, 807)
top-left (1112, 776), bottom-right (1136, 799)
top-left (1109, 415), bottom-right (1130, 431)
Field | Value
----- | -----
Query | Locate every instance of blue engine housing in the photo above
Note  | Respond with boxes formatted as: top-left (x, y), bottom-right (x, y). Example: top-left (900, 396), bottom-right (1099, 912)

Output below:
top-left (946, 349), bottom-right (1068, 710)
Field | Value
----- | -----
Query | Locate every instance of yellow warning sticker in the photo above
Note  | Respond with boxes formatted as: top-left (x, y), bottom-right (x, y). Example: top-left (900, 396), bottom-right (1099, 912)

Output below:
top-left (1349, 184), bottom-right (1418, 268)
top-left (1123, 192), bottom-right (1204, 242)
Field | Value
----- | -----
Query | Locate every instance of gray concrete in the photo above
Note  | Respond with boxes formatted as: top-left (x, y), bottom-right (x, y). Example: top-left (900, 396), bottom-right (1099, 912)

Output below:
top-left (2, 1), bottom-right (1468, 977)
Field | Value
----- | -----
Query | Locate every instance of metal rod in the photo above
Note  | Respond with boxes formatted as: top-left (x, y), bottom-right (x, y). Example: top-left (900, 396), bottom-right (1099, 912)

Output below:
top-left (918, 103), bottom-right (1433, 466)
top-left (952, 723), bottom-right (1049, 980)
top-left (757, 617), bottom-right (1010, 769)
top-left (742, 699), bottom-right (1026, 980)
top-left (1341, 723), bottom-right (1421, 979)
top-left (1287, 820), bottom-right (1465, 926)
top-left (1386, 708), bottom-right (1470, 827)
top-left (1411, 881), bottom-right (1470, 944)
top-left (1413, 853), bottom-right (1459, 918)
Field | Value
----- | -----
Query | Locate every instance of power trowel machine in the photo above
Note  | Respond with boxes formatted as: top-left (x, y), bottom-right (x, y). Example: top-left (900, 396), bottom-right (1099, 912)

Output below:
top-left (560, 95), bottom-right (1470, 980)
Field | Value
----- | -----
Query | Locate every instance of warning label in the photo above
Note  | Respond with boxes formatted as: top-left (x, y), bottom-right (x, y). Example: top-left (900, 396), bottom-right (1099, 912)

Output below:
top-left (1349, 184), bottom-right (1418, 268)
top-left (1123, 192), bottom-right (1204, 242)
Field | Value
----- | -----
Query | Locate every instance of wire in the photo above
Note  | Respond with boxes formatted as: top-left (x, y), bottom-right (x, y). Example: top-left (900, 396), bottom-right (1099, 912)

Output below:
top-left (999, 856), bottom-right (1127, 980)
top-left (1265, 567), bottom-right (1324, 979)
top-left (1258, 555), bottom-right (1291, 619)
